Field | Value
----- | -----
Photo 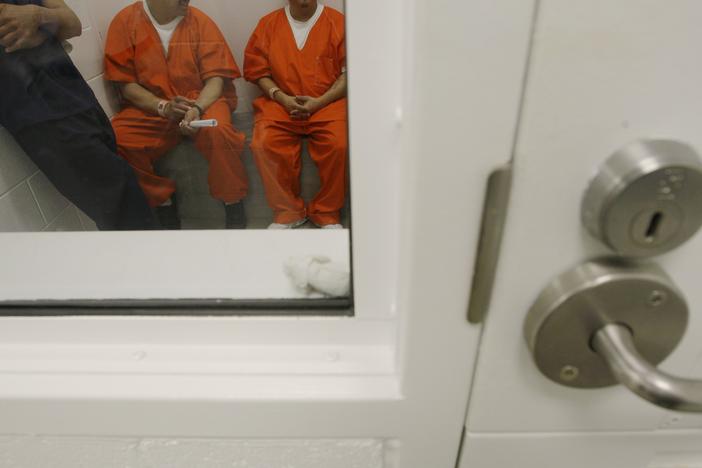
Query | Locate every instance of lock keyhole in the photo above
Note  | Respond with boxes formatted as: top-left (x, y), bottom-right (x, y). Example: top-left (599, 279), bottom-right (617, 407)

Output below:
top-left (645, 212), bottom-right (664, 243)
top-left (630, 207), bottom-right (681, 248)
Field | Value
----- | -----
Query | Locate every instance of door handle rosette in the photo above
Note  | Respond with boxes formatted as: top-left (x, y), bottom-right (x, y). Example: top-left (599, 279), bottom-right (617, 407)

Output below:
top-left (524, 259), bottom-right (702, 412)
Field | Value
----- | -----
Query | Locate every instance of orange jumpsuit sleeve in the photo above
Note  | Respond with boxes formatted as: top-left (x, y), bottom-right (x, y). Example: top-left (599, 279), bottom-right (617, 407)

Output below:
top-left (243, 20), bottom-right (271, 83)
top-left (104, 12), bottom-right (137, 84)
top-left (196, 16), bottom-right (241, 82)
top-left (337, 25), bottom-right (346, 71)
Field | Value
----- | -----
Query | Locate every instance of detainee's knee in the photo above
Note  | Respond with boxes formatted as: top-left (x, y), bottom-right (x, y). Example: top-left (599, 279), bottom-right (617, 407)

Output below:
top-left (205, 126), bottom-right (230, 144)
top-left (250, 131), bottom-right (272, 155)
top-left (326, 136), bottom-right (348, 159)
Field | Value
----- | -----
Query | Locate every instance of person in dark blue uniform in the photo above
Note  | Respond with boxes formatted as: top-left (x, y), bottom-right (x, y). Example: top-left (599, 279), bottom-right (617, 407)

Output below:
top-left (0, 0), bottom-right (158, 230)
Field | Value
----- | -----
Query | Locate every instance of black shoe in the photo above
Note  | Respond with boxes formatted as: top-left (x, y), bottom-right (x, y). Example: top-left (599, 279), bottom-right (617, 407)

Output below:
top-left (155, 199), bottom-right (181, 230)
top-left (225, 202), bottom-right (247, 229)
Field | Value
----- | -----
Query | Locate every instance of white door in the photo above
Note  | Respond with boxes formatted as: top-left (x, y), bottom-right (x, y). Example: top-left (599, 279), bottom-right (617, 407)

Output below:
top-left (459, 1), bottom-right (702, 467)
top-left (0, 2), bottom-right (533, 468)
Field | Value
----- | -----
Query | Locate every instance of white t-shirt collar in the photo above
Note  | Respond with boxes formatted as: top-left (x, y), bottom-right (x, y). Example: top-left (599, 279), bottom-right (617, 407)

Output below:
top-left (285, 3), bottom-right (325, 50)
top-left (143, 0), bottom-right (184, 54)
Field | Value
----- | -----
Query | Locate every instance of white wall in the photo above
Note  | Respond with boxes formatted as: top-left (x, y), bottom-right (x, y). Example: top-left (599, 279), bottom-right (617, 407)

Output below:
top-left (88, 0), bottom-right (345, 113)
top-left (0, 437), bottom-right (382, 468)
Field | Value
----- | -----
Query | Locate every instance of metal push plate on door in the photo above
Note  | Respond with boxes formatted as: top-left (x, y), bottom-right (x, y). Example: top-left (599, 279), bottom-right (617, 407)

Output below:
top-left (582, 140), bottom-right (702, 257)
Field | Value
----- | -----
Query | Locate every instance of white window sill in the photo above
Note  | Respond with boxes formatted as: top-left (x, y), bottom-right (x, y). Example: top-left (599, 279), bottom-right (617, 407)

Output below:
top-left (0, 230), bottom-right (350, 301)
top-left (0, 341), bottom-right (399, 401)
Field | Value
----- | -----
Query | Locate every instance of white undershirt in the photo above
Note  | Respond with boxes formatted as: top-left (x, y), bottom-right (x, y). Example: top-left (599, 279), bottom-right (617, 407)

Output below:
top-left (285, 3), bottom-right (325, 50)
top-left (143, 0), bottom-right (184, 55)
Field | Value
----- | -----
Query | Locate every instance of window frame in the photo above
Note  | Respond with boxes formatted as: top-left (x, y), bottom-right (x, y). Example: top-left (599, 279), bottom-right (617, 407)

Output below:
top-left (0, 0), bottom-right (407, 401)
top-left (0, 0), bottom-right (403, 321)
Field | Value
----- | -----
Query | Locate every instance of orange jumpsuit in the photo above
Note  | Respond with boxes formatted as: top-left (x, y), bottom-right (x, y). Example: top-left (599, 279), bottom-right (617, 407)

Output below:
top-left (104, 2), bottom-right (248, 207)
top-left (244, 7), bottom-right (347, 226)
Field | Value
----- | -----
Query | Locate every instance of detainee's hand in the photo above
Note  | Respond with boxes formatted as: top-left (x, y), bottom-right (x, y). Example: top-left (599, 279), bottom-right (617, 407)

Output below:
top-left (277, 93), bottom-right (310, 120)
top-left (178, 106), bottom-right (201, 137)
top-left (295, 96), bottom-right (325, 116)
top-left (0, 4), bottom-right (43, 52)
top-left (165, 96), bottom-right (195, 121)
top-left (4, 30), bottom-right (47, 51)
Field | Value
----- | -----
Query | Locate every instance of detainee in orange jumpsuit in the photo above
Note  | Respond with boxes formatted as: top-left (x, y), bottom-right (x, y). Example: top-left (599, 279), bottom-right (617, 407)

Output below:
top-left (244, 0), bottom-right (347, 229)
top-left (104, 0), bottom-right (248, 229)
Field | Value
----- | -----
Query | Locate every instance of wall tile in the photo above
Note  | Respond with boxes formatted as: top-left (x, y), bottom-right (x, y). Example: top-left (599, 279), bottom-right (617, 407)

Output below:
top-left (64, 0), bottom-right (90, 29)
top-left (27, 172), bottom-right (70, 225)
top-left (0, 183), bottom-right (46, 232)
top-left (76, 207), bottom-right (98, 231)
top-left (66, 26), bottom-right (104, 81)
top-left (89, 0), bottom-right (133, 42)
top-left (0, 129), bottom-right (38, 197)
top-left (44, 206), bottom-right (85, 232)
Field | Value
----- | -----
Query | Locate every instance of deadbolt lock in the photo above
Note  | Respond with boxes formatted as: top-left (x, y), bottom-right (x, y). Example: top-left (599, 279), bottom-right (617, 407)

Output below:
top-left (582, 139), bottom-right (702, 257)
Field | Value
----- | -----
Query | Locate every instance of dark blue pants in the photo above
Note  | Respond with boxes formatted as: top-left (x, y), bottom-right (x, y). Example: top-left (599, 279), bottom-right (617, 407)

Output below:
top-left (11, 106), bottom-right (158, 230)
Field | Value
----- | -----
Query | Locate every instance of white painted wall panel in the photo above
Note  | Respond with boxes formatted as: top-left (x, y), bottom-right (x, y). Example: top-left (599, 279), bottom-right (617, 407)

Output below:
top-left (461, 432), bottom-right (702, 468)
top-left (0, 438), bottom-right (382, 468)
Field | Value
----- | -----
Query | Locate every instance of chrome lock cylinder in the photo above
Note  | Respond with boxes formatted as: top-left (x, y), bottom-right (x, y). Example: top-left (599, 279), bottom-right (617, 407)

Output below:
top-left (582, 139), bottom-right (702, 257)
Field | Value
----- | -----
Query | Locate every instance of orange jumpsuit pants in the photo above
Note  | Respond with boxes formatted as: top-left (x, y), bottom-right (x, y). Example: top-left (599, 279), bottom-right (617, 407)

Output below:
top-left (112, 99), bottom-right (247, 207)
top-left (251, 119), bottom-right (347, 226)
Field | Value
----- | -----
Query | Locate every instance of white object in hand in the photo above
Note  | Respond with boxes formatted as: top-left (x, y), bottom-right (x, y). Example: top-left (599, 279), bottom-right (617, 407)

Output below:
top-left (188, 119), bottom-right (218, 128)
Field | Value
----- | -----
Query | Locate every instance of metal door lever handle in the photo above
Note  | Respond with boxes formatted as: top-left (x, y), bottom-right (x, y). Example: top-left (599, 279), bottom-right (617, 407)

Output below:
top-left (526, 260), bottom-right (699, 412)
top-left (592, 323), bottom-right (702, 412)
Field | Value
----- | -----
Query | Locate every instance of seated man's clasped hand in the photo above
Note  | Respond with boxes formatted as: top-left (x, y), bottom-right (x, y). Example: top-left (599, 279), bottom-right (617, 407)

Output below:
top-left (0, 2), bottom-right (46, 52)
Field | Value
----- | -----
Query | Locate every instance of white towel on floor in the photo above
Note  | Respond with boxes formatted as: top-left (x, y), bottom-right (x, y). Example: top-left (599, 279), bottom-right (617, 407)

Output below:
top-left (284, 256), bottom-right (350, 297)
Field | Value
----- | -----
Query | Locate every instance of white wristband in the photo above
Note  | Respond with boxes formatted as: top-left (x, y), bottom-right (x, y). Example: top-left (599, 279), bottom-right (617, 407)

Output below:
top-left (268, 87), bottom-right (281, 100)
top-left (157, 100), bottom-right (169, 117)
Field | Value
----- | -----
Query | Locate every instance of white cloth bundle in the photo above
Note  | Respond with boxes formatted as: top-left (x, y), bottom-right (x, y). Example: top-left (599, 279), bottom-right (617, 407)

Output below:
top-left (284, 256), bottom-right (350, 297)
